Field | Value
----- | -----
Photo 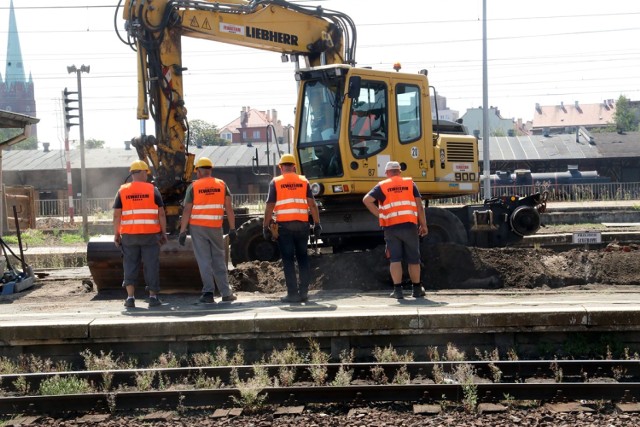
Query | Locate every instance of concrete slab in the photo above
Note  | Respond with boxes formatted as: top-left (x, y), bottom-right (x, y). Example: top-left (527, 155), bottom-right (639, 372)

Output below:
top-left (2, 288), bottom-right (640, 352)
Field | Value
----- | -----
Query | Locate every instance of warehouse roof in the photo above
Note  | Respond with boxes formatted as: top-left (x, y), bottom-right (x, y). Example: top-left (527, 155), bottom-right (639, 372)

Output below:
top-left (1, 131), bottom-right (638, 171)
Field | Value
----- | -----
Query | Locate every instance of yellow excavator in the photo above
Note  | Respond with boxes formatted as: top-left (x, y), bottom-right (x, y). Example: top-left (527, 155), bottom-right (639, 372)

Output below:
top-left (87, 0), bottom-right (545, 290)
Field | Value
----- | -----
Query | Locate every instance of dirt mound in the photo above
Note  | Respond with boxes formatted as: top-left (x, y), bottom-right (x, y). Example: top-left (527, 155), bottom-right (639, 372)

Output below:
top-left (229, 244), bottom-right (640, 293)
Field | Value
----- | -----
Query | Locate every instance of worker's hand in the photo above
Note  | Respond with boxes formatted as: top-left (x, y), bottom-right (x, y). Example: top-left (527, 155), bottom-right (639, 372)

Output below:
top-left (228, 229), bottom-right (237, 243)
top-left (418, 224), bottom-right (428, 237)
top-left (159, 234), bottom-right (168, 246)
top-left (313, 223), bottom-right (322, 238)
top-left (262, 227), bottom-right (272, 241)
top-left (114, 234), bottom-right (121, 248)
top-left (178, 231), bottom-right (187, 246)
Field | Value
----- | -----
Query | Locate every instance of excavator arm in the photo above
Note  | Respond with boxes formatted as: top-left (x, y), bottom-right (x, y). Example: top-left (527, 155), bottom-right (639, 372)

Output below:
top-left (116, 0), bottom-right (356, 232)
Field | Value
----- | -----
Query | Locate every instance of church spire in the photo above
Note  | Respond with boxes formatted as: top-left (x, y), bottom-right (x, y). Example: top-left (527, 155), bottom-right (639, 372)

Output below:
top-left (5, 0), bottom-right (26, 86)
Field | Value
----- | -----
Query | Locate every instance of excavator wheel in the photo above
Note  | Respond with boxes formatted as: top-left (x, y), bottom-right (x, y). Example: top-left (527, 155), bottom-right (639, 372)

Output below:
top-left (230, 217), bottom-right (280, 266)
top-left (421, 207), bottom-right (468, 246)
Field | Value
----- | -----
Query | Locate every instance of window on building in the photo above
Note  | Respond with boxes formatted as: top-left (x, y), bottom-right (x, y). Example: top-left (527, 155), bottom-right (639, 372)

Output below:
top-left (253, 130), bottom-right (260, 139)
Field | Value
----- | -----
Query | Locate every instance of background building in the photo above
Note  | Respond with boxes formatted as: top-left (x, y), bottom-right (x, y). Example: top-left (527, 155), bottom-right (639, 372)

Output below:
top-left (0, 0), bottom-right (37, 139)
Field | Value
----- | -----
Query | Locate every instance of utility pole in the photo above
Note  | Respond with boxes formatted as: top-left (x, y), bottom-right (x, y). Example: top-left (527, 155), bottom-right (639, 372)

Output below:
top-left (66, 65), bottom-right (90, 241)
top-left (482, 0), bottom-right (491, 199)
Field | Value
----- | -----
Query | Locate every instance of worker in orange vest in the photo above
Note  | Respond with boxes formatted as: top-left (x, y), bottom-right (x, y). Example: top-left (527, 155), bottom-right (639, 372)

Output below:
top-left (179, 157), bottom-right (237, 304)
top-left (113, 160), bottom-right (167, 308)
top-left (363, 161), bottom-right (428, 299)
top-left (263, 154), bottom-right (321, 303)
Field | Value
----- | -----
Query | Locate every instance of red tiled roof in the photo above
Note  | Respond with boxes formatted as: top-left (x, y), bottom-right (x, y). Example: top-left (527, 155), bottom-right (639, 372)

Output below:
top-left (220, 108), bottom-right (271, 134)
top-left (532, 101), bottom-right (615, 128)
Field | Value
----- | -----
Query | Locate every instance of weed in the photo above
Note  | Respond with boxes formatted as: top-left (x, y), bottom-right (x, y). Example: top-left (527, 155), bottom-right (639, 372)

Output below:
top-left (611, 365), bottom-right (627, 381)
top-left (16, 354), bottom-right (68, 374)
top-left (12, 376), bottom-right (30, 395)
top-left (392, 365), bottom-right (411, 385)
top-left (193, 373), bottom-right (222, 389)
top-left (431, 364), bottom-right (444, 384)
top-left (177, 393), bottom-right (186, 414)
top-left (370, 365), bottom-right (388, 384)
top-left (338, 349), bottom-right (354, 364)
top-left (488, 363), bottom-right (502, 383)
top-left (454, 364), bottom-right (477, 413)
top-left (231, 364), bottom-right (271, 413)
top-left (153, 351), bottom-right (182, 369)
top-left (0, 357), bottom-right (17, 375)
top-left (59, 233), bottom-right (84, 245)
top-left (445, 343), bottom-right (465, 361)
top-left (270, 343), bottom-right (305, 365)
top-left (135, 370), bottom-right (156, 391)
top-left (107, 392), bottom-right (117, 413)
top-left (427, 346), bottom-right (440, 362)
top-left (276, 366), bottom-right (296, 387)
top-left (550, 358), bottom-right (563, 383)
top-left (307, 339), bottom-right (329, 386)
top-left (331, 365), bottom-right (353, 386)
top-left (81, 349), bottom-right (134, 371)
top-left (506, 348), bottom-right (519, 361)
top-left (39, 375), bottom-right (93, 395)
top-left (502, 393), bottom-right (515, 409)
top-left (372, 344), bottom-right (414, 363)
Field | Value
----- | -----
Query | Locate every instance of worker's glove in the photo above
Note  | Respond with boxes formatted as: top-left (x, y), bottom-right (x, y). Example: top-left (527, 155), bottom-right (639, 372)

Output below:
top-left (263, 227), bottom-right (272, 241)
top-left (178, 231), bottom-right (187, 246)
top-left (313, 223), bottom-right (322, 238)
top-left (228, 229), bottom-right (237, 243)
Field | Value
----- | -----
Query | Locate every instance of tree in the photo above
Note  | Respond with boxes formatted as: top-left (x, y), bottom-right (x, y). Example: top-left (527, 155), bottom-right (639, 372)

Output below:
top-left (85, 138), bottom-right (105, 149)
top-left (0, 128), bottom-right (38, 149)
top-left (188, 119), bottom-right (229, 147)
top-left (613, 95), bottom-right (639, 133)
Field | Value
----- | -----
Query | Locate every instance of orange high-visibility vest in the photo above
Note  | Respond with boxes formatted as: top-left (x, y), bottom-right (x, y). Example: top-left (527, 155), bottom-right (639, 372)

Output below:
top-left (119, 182), bottom-right (161, 234)
top-left (273, 173), bottom-right (309, 223)
top-left (190, 177), bottom-right (226, 228)
top-left (378, 176), bottom-right (418, 227)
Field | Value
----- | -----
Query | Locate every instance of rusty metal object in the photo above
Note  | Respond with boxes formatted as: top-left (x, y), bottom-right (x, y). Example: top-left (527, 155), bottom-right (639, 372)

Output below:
top-left (87, 236), bottom-right (202, 293)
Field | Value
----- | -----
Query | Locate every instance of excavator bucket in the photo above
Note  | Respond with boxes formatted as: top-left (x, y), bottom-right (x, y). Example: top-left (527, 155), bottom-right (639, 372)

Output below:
top-left (87, 236), bottom-right (204, 293)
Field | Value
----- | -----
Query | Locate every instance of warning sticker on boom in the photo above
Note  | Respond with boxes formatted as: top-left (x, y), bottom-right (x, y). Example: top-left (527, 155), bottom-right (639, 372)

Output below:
top-left (220, 22), bottom-right (243, 35)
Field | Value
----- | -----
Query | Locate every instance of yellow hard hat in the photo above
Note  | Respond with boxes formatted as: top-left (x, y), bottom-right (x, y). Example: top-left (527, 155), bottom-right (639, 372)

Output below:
top-left (195, 157), bottom-right (213, 169)
top-left (130, 160), bottom-right (150, 174)
top-left (278, 154), bottom-right (296, 165)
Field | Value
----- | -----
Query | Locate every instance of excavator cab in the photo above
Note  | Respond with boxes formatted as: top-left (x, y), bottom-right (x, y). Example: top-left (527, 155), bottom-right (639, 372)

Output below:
top-left (297, 78), bottom-right (344, 180)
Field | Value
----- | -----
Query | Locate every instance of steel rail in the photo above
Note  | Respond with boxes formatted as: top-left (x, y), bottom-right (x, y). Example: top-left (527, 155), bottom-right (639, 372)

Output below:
top-left (1, 383), bottom-right (639, 415)
top-left (1, 360), bottom-right (638, 393)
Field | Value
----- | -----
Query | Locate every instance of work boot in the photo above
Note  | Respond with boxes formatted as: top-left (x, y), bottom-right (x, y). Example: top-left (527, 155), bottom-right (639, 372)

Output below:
top-left (390, 286), bottom-right (404, 300)
top-left (198, 293), bottom-right (215, 304)
top-left (280, 294), bottom-right (302, 303)
top-left (299, 293), bottom-right (309, 302)
top-left (412, 284), bottom-right (426, 298)
top-left (222, 294), bottom-right (237, 302)
top-left (124, 297), bottom-right (135, 308)
top-left (148, 296), bottom-right (162, 307)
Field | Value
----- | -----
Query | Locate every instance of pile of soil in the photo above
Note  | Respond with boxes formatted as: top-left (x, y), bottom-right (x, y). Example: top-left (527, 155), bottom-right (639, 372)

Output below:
top-left (229, 244), bottom-right (640, 293)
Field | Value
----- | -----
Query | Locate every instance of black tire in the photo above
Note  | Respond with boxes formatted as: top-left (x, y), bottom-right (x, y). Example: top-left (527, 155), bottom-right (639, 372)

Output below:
top-left (422, 207), bottom-right (468, 246)
top-left (230, 217), bottom-right (280, 266)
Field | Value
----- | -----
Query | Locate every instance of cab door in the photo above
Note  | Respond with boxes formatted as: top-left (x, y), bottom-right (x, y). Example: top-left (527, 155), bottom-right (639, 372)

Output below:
top-left (344, 76), bottom-right (392, 182)
top-left (391, 77), bottom-right (433, 184)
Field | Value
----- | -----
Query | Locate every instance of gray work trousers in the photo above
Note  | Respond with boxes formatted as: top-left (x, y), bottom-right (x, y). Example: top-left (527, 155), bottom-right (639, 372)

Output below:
top-left (189, 225), bottom-right (232, 296)
top-left (121, 233), bottom-right (161, 292)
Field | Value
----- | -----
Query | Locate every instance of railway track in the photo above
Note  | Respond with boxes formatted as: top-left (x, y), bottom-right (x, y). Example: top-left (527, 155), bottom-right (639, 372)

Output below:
top-left (2, 360), bottom-right (639, 415)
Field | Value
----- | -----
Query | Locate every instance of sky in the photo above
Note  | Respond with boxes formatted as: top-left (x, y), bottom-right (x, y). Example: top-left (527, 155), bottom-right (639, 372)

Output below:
top-left (1, 0), bottom-right (639, 149)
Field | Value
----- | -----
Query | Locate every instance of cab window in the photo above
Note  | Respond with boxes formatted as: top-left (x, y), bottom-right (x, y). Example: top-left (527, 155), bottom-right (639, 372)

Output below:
top-left (396, 84), bottom-right (421, 144)
top-left (349, 81), bottom-right (387, 159)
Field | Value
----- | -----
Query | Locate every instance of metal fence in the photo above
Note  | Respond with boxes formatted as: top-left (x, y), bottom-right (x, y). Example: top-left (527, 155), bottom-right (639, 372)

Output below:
top-left (37, 194), bottom-right (269, 219)
top-left (430, 181), bottom-right (640, 206)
